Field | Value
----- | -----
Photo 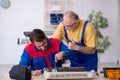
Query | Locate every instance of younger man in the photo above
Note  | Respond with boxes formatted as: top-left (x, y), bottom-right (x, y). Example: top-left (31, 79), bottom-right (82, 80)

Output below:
top-left (19, 29), bottom-right (67, 76)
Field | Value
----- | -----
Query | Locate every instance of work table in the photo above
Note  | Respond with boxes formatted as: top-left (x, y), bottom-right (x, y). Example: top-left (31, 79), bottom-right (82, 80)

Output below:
top-left (0, 63), bottom-right (120, 80)
top-left (2, 73), bottom-right (119, 80)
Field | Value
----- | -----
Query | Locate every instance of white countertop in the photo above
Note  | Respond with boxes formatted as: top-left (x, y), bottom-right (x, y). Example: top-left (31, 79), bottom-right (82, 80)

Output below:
top-left (0, 63), bottom-right (120, 80)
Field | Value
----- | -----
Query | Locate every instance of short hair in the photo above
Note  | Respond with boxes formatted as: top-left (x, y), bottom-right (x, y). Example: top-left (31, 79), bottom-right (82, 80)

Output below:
top-left (64, 11), bottom-right (79, 24)
top-left (30, 29), bottom-right (46, 42)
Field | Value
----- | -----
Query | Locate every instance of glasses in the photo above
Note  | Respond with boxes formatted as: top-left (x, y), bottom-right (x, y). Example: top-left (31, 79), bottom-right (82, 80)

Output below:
top-left (62, 22), bottom-right (76, 27)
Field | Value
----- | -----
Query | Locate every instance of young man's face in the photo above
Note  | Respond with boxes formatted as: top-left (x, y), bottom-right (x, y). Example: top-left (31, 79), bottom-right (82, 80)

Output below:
top-left (34, 39), bottom-right (48, 52)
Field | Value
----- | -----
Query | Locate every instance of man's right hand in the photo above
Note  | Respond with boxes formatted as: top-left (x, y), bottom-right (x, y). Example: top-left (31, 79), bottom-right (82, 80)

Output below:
top-left (31, 70), bottom-right (42, 77)
top-left (55, 51), bottom-right (66, 62)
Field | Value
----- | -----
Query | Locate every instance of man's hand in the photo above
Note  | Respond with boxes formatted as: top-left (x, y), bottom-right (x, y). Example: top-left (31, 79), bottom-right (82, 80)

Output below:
top-left (55, 51), bottom-right (66, 62)
top-left (68, 40), bottom-right (96, 54)
top-left (68, 40), bottom-right (78, 50)
top-left (31, 70), bottom-right (42, 77)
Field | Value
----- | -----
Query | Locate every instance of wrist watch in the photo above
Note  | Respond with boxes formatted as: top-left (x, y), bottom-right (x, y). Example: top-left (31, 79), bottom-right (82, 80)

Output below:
top-left (1, 0), bottom-right (11, 9)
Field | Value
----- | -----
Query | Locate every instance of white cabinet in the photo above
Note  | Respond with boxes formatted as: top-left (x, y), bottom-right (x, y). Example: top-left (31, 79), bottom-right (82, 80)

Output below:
top-left (44, 0), bottom-right (71, 31)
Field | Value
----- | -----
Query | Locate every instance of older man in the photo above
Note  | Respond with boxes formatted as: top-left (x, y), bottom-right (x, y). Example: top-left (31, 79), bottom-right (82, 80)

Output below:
top-left (53, 11), bottom-right (98, 72)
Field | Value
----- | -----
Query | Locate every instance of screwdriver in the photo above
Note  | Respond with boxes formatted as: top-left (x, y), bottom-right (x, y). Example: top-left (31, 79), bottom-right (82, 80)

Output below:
top-left (54, 62), bottom-right (57, 72)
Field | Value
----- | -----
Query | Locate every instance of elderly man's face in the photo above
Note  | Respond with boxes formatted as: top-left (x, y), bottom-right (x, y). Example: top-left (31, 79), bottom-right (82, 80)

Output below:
top-left (63, 17), bottom-right (76, 31)
top-left (34, 39), bottom-right (48, 52)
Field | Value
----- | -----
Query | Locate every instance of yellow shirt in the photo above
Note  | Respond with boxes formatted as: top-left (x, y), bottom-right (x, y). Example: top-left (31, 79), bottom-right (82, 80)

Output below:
top-left (52, 19), bottom-right (97, 48)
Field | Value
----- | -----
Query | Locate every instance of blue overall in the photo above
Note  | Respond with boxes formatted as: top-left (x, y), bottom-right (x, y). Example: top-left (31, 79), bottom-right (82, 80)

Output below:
top-left (64, 21), bottom-right (98, 72)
